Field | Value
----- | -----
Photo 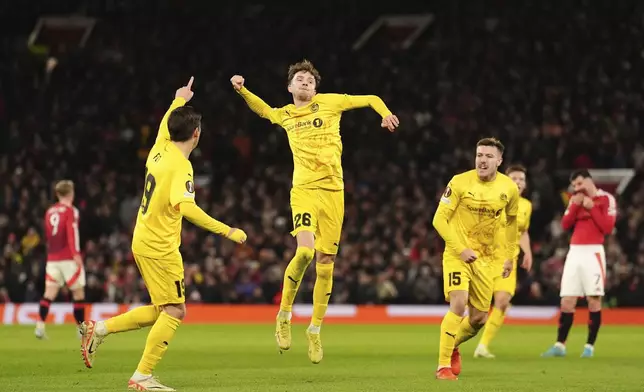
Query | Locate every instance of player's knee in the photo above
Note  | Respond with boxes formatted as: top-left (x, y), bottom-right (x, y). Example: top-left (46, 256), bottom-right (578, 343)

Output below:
top-left (315, 261), bottom-right (334, 280)
top-left (43, 286), bottom-right (59, 301)
top-left (586, 296), bottom-right (602, 312)
top-left (316, 253), bottom-right (335, 265)
top-left (448, 294), bottom-right (468, 316)
top-left (560, 296), bottom-right (577, 312)
top-left (162, 303), bottom-right (186, 320)
top-left (494, 293), bottom-right (511, 312)
top-left (71, 288), bottom-right (85, 301)
top-left (295, 247), bottom-right (315, 264)
top-left (469, 309), bottom-right (488, 327)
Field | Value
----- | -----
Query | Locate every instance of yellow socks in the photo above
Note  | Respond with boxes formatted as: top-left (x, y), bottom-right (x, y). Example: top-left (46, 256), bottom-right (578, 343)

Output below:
top-left (479, 307), bottom-right (506, 347)
top-left (136, 312), bottom-right (181, 375)
top-left (455, 316), bottom-right (482, 347)
top-left (311, 262), bottom-right (334, 328)
top-left (279, 247), bottom-right (315, 313)
top-left (438, 311), bottom-right (463, 367)
top-left (104, 305), bottom-right (159, 334)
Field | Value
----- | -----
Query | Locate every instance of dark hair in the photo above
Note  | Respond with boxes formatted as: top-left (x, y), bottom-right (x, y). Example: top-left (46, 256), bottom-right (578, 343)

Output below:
top-left (168, 106), bottom-right (201, 142)
top-left (505, 164), bottom-right (527, 175)
top-left (287, 59), bottom-right (321, 88)
top-left (476, 137), bottom-right (505, 154)
top-left (569, 169), bottom-right (592, 182)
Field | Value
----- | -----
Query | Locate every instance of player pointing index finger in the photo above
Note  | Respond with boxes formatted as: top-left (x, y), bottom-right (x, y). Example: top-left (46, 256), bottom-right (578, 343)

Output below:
top-left (78, 78), bottom-right (246, 392)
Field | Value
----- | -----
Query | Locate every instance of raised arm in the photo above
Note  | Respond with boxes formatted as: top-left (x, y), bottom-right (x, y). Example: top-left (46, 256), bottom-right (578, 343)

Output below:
top-left (156, 77), bottom-right (195, 144)
top-left (231, 75), bottom-right (282, 125)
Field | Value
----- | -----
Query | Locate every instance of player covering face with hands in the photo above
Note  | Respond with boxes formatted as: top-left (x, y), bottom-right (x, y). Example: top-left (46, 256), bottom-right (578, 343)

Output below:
top-left (78, 77), bottom-right (246, 392)
top-left (432, 138), bottom-right (520, 381)
top-left (231, 59), bottom-right (398, 364)
top-left (542, 170), bottom-right (616, 359)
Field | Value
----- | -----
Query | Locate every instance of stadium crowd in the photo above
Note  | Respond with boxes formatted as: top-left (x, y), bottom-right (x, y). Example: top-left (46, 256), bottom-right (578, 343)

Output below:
top-left (1, 1), bottom-right (643, 307)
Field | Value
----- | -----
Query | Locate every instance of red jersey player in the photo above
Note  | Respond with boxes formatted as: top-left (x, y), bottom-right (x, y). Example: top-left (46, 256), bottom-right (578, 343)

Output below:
top-left (36, 180), bottom-right (86, 339)
top-left (542, 169), bottom-right (616, 358)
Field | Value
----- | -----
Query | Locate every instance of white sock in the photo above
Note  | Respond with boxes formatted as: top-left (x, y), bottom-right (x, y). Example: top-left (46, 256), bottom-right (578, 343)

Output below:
top-left (477, 343), bottom-right (486, 350)
top-left (307, 324), bottom-right (320, 334)
top-left (95, 321), bottom-right (108, 337)
top-left (131, 370), bottom-right (151, 381)
top-left (584, 344), bottom-right (594, 350)
top-left (277, 311), bottom-right (292, 321)
top-left (554, 342), bottom-right (566, 349)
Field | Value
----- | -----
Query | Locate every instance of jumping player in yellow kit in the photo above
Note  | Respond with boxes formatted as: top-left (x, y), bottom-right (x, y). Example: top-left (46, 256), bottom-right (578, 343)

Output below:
top-left (475, 164), bottom-right (533, 359)
top-left (231, 60), bottom-right (399, 364)
top-left (432, 138), bottom-right (519, 381)
top-left (78, 78), bottom-right (247, 391)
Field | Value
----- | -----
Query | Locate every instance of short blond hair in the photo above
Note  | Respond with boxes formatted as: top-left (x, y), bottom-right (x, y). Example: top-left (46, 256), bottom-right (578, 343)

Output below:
top-left (55, 180), bottom-right (74, 197)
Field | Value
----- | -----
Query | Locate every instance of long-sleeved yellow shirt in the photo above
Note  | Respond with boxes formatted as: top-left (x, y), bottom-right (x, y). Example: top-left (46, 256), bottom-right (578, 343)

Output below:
top-left (237, 87), bottom-right (392, 190)
top-left (432, 170), bottom-right (520, 262)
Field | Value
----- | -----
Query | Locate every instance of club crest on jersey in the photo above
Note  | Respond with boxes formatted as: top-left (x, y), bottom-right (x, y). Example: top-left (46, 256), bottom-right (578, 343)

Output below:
top-left (440, 186), bottom-right (452, 204)
top-left (311, 103), bottom-right (319, 113)
top-left (185, 180), bottom-right (195, 194)
top-left (500, 193), bottom-right (507, 202)
top-left (313, 118), bottom-right (323, 128)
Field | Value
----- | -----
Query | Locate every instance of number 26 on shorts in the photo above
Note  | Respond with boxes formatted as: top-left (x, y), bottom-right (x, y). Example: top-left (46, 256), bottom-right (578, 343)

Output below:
top-left (294, 212), bottom-right (312, 229)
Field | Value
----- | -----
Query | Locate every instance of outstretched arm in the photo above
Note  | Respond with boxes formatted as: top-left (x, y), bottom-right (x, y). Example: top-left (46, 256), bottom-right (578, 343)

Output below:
top-left (179, 202), bottom-right (247, 244)
top-left (156, 77), bottom-right (194, 144)
top-left (331, 94), bottom-right (399, 131)
top-left (231, 75), bottom-right (282, 125)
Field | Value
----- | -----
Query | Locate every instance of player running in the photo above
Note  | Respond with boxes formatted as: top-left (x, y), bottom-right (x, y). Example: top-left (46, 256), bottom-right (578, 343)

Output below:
top-left (79, 77), bottom-right (247, 392)
top-left (231, 59), bottom-right (399, 364)
top-left (474, 164), bottom-right (533, 358)
top-left (542, 169), bottom-right (616, 359)
top-left (37, 180), bottom-right (85, 339)
top-left (432, 137), bottom-right (520, 381)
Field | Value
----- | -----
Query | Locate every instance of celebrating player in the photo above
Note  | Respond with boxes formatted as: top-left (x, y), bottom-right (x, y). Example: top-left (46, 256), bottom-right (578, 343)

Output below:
top-left (231, 59), bottom-right (399, 364)
top-left (37, 180), bottom-right (85, 339)
top-left (432, 137), bottom-right (519, 381)
top-left (79, 77), bottom-right (247, 392)
top-left (474, 164), bottom-right (533, 358)
top-left (542, 169), bottom-right (616, 358)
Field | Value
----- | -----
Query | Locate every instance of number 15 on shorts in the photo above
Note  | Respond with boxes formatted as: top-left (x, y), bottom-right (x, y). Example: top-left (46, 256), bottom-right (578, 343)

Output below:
top-left (448, 272), bottom-right (462, 286)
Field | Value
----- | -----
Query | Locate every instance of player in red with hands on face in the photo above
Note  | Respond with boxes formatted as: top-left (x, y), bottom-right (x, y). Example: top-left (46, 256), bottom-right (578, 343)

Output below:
top-left (36, 180), bottom-right (86, 339)
top-left (542, 169), bottom-right (617, 358)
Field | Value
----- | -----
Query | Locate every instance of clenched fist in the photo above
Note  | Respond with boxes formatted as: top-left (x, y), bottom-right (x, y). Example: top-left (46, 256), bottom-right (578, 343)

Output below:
top-left (227, 227), bottom-right (247, 244)
top-left (230, 75), bottom-right (245, 91)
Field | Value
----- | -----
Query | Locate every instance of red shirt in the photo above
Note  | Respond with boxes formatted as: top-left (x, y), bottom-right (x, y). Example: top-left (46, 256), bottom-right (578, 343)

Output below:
top-left (561, 189), bottom-right (617, 245)
top-left (44, 203), bottom-right (80, 261)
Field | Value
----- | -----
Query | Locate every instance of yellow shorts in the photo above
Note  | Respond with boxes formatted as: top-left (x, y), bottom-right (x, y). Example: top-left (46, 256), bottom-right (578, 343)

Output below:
top-left (443, 256), bottom-right (495, 312)
top-left (134, 253), bottom-right (185, 305)
top-left (290, 187), bottom-right (344, 255)
top-left (493, 259), bottom-right (517, 296)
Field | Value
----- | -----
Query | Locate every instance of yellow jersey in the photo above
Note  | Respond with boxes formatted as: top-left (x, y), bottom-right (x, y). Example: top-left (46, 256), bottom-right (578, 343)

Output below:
top-left (238, 87), bottom-right (392, 190)
top-left (433, 170), bottom-right (520, 262)
top-left (499, 196), bottom-right (532, 259)
top-left (131, 97), bottom-right (197, 259)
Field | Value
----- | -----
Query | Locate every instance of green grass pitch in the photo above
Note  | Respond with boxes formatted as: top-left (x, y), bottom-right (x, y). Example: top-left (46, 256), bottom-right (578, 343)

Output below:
top-left (0, 324), bottom-right (641, 391)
